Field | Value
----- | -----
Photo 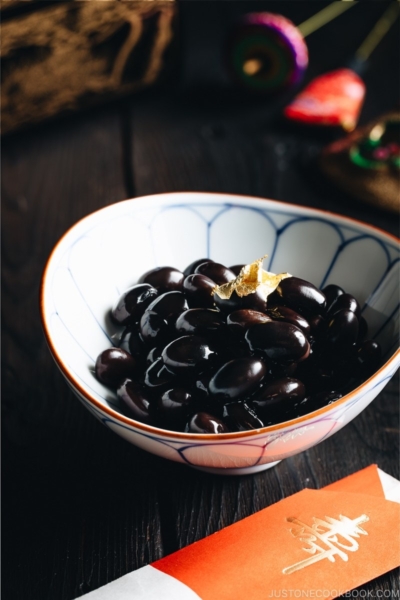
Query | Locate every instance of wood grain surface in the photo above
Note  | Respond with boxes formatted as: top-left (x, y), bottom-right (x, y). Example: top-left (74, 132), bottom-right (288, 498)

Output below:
top-left (2, 2), bottom-right (399, 599)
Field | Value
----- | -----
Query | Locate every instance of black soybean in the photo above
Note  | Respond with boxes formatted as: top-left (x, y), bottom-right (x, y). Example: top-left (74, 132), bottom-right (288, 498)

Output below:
top-left (187, 412), bottom-right (229, 434)
top-left (147, 291), bottom-right (188, 323)
top-left (157, 388), bottom-right (193, 427)
top-left (96, 261), bottom-right (380, 434)
top-left (267, 306), bottom-right (310, 336)
top-left (328, 293), bottom-right (361, 319)
top-left (294, 391), bottom-right (343, 417)
top-left (209, 357), bottom-right (266, 402)
top-left (275, 277), bottom-right (326, 316)
top-left (326, 309), bottom-right (359, 349)
top-left (223, 402), bottom-right (264, 431)
top-left (356, 340), bottom-right (382, 376)
top-left (119, 327), bottom-right (146, 364)
top-left (138, 266), bottom-right (184, 292)
top-left (229, 264), bottom-right (245, 275)
top-left (214, 288), bottom-right (267, 313)
top-left (358, 317), bottom-right (368, 342)
top-left (227, 309), bottom-right (271, 336)
top-left (183, 274), bottom-right (216, 309)
top-left (162, 335), bottom-right (217, 375)
top-left (139, 310), bottom-right (171, 346)
top-left (144, 358), bottom-right (175, 389)
top-left (308, 315), bottom-right (328, 339)
top-left (312, 390), bottom-right (343, 406)
top-left (111, 283), bottom-right (158, 325)
top-left (252, 378), bottom-right (305, 413)
top-left (117, 378), bottom-right (153, 423)
top-left (175, 309), bottom-right (225, 336)
top-left (245, 321), bottom-right (310, 363)
top-left (95, 348), bottom-right (138, 387)
top-left (146, 346), bottom-right (163, 366)
top-left (184, 258), bottom-right (213, 277)
top-left (195, 261), bottom-right (236, 285)
top-left (323, 284), bottom-right (344, 313)
top-left (193, 372), bottom-right (213, 401)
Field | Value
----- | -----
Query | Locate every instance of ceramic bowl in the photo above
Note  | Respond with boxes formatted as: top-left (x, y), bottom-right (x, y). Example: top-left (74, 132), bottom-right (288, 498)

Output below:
top-left (41, 192), bottom-right (400, 475)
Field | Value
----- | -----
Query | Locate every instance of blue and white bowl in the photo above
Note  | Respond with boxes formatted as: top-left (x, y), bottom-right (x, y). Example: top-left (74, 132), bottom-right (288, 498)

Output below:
top-left (41, 192), bottom-right (400, 475)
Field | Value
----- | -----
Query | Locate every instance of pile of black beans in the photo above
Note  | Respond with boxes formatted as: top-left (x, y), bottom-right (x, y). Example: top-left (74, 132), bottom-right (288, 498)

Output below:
top-left (95, 259), bottom-right (381, 434)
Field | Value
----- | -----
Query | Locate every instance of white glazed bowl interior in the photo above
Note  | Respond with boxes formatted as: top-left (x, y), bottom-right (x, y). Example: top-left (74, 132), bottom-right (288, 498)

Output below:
top-left (41, 193), bottom-right (400, 474)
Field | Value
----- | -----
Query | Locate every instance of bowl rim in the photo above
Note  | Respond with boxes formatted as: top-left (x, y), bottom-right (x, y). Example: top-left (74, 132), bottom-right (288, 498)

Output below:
top-left (40, 191), bottom-right (400, 441)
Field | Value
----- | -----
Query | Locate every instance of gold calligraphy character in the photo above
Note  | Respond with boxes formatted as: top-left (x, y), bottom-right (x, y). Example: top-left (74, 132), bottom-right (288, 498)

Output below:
top-left (283, 514), bottom-right (369, 575)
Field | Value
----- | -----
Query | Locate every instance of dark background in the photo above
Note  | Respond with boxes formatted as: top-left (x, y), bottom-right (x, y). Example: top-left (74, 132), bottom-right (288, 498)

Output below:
top-left (2, 2), bottom-right (399, 599)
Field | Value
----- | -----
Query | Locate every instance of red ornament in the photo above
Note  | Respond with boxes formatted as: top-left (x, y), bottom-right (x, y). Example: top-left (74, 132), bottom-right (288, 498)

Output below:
top-left (284, 68), bottom-right (366, 131)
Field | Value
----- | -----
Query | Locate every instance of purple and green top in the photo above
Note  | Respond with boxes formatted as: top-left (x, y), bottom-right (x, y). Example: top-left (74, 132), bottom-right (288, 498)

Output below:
top-left (227, 12), bottom-right (308, 93)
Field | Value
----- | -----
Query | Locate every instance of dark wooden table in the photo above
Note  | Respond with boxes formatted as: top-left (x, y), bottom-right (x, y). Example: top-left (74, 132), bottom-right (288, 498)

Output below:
top-left (2, 3), bottom-right (399, 599)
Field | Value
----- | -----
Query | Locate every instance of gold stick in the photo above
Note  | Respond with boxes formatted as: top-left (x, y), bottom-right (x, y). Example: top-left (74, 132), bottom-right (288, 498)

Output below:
top-left (298, 1), bottom-right (355, 38)
top-left (355, 1), bottom-right (400, 61)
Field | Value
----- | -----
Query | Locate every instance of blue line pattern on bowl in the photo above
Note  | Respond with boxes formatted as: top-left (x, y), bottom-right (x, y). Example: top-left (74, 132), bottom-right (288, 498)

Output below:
top-left (70, 367), bottom-right (395, 470)
top-left (44, 199), bottom-right (399, 470)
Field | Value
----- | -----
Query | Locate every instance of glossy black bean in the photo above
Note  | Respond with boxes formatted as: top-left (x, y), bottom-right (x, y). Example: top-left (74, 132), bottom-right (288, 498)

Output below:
top-left (175, 309), bottom-right (225, 337)
top-left (117, 378), bottom-right (152, 423)
top-left (162, 335), bottom-right (217, 375)
top-left (312, 390), bottom-right (343, 406)
top-left (147, 291), bottom-right (188, 323)
top-left (308, 315), bottom-right (328, 339)
top-left (139, 310), bottom-right (171, 346)
top-left (183, 258), bottom-right (213, 277)
top-left (293, 391), bottom-right (343, 417)
top-left (328, 293), bottom-right (361, 319)
top-left (326, 309), bottom-right (359, 349)
top-left (138, 266), bottom-right (184, 293)
top-left (157, 387), bottom-right (193, 426)
top-left (193, 372), bottom-right (213, 401)
top-left (95, 348), bottom-right (138, 387)
top-left (118, 327), bottom-right (146, 365)
top-left (264, 291), bottom-right (282, 309)
top-left (144, 357), bottom-right (175, 389)
top-left (195, 261), bottom-right (236, 285)
top-left (183, 274), bottom-right (216, 309)
top-left (97, 257), bottom-right (380, 433)
top-left (267, 360), bottom-right (298, 379)
top-left (292, 352), bottom-right (317, 384)
top-left (330, 358), bottom-right (355, 389)
top-left (229, 264), bottom-right (245, 276)
top-left (212, 331), bottom-right (253, 364)
top-left (223, 402), bottom-right (264, 431)
top-left (187, 412), bottom-right (229, 434)
top-left (356, 340), bottom-right (382, 376)
top-left (245, 321), bottom-right (310, 363)
top-left (111, 284), bottom-right (158, 325)
top-left (275, 277), bottom-right (326, 316)
top-left (118, 326), bottom-right (132, 352)
top-left (214, 288), bottom-right (267, 314)
top-left (299, 345), bottom-right (353, 390)
top-left (252, 378), bottom-right (305, 413)
top-left (301, 364), bottom-right (335, 394)
top-left (357, 317), bottom-right (368, 342)
top-left (227, 309), bottom-right (271, 335)
top-left (146, 346), bottom-right (163, 366)
top-left (316, 364), bottom-right (344, 392)
top-left (209, 357), bottom-right (266, 402)
top-left (267, 306), bottom-right (310, 336)
top-left (322, 284), bottom-right (344, 314)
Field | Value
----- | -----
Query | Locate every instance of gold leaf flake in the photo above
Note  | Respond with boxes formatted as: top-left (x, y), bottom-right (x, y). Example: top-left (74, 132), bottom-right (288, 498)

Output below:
top-left (212, 255), bottom-right (291, 301)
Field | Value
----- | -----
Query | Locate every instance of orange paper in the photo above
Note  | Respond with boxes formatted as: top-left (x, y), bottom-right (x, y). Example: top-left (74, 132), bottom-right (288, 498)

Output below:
top-left (324, 464), bottom-right (384, 497)
top-left (153, 467), bottom-right (399, 599)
